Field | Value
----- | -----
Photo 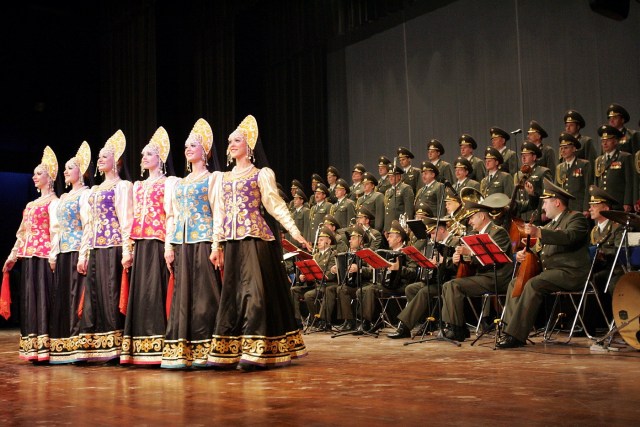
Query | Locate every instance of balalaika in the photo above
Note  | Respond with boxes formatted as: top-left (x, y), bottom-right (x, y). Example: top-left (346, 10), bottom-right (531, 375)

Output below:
top-left (375, 249), bottom-right (405, 290)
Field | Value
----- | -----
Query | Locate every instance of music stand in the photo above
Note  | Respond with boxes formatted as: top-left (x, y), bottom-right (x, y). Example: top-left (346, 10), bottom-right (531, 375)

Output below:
top-left (295, 259), bottom-right (327, 333)
top-left (459, 233), bottom-right (512, 348)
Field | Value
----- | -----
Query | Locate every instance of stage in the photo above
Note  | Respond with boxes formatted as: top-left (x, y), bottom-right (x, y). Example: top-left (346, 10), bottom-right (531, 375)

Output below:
top-left (0, 327), bottom-right (638, 425)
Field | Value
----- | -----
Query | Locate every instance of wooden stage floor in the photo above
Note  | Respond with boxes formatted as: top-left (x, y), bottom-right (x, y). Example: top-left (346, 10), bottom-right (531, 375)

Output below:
top-left (1, 327), bottom-right (638, 426)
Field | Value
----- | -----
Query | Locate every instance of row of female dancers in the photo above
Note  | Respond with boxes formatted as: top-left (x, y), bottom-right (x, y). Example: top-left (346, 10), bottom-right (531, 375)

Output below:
top-left (2, 116), bottom-right (309, 371)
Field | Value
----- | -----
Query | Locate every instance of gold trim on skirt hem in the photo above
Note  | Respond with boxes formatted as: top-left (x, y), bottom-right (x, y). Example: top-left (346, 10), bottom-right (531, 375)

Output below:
top-left (208, 330), bottom-right (307, 367)
top-left (161, 338), bottom-right (211, 368)
top-left (19, 334), bottom-right (50, 361)
top-left (121, 335), bottom-right (164, 364)
top-left (74, 330), bottom-right (123, 361)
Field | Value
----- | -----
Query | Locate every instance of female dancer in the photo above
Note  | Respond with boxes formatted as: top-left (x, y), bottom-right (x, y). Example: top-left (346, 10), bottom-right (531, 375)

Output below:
top-left (76, 130), bottom-right (133, 362)
top-left (121, 127), bottom-right (177, 365)
top-left (3, 147), bottom-right (59, 362)
top-left (209, 115), bottom-right (309, 371)
top-left (48, 142), bottom-right (91, 364)
top-left (161, 118), bottom-right (222, 369)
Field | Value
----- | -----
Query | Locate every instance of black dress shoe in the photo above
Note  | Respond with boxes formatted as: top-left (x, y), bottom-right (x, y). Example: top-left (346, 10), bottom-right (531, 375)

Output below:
top-left (496, 334), bottom-right (525, 349)
top-left (339, 320), bottom-right (356, 331)
top-left (387, 322), bottom-right (411, 339)
top-left (444, 325), bottom-right (469, 342)
top-left (368, 321), bottom-right (383, 333)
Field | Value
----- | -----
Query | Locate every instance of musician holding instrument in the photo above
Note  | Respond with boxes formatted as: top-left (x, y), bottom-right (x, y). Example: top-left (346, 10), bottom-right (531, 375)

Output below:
top-left (594, 125), bottom-right (634, 212)
top-left (440, 200), bottom-right (513, 342)
top-left (333, 224), bottom-right (372, 332)
top-left (588, 186), bottom-right (624, 292)
top-left (556, 133), bottom-right (591, 217)
top-left (480, 147), bottom-right (514, 198)
top-left (358, 220), bottom-right (417, 333)
top-left (490, 127), bottom-right (518, 175)
top-left (291, 226), bottom-right (338, 331)
top-left (498, 179), bottom-right (590, 348)
top-left (354, 206), bottom-right (383, 250)
top-left (513, 142), bottom-right (552, 224)
top-left (388, 217), bottom-right (458, 339)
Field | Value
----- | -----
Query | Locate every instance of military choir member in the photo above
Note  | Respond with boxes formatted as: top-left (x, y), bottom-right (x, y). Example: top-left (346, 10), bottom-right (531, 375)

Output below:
top-left (307, 183), bottom-right (331, 243)
top-left (308, 173), bottom-right (324, 208)
top-left (513, 142), bottom-right (552, 223)
top-left (458, 134), bottom-right (486, 183)
top-left (556, 133), bottom-right (591, 216)
top-left (480, 147), bottom-right (514, 198)
top-left (377, 156), bottom-right (392, 195)
top-left (527, 120), bottom-right (557, 171)
top-left (383, 164), bottom-right (414, 232)
top-left (606, 103), bottom-right (639, 155)
top-left (594, 125), bottom-right (634, 212)
top-left (490, 127), bottom-right (518, 175)
top-left (349, 163), bottom-right (366, 201)
top-left (355, 172), bottom-right (385, 232)
top-left (397, 146), bottom-right (421, 194)
top-left (452, 157), bottom-right (480, 193)
top-left (427, 139), bottom-right (454, 184)
top-left (289, 179), bottom-right (304, 209)
top-left (330, 178), bottom-right (356, 231)
top-left (564, 110), bottom-right (597, 167)
top-left (326, 166), bottom-right (340, 203)
top-left (414, 161), bottom-right (444, 217)
top-left (287, 189), bottom-right (310, 247)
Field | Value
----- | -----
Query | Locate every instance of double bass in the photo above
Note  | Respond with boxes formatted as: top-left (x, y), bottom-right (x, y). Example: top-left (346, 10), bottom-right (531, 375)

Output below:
top-left (511, 211), bottom-right (541, 297)
top-left (507, 164), bottom-right (533, 252)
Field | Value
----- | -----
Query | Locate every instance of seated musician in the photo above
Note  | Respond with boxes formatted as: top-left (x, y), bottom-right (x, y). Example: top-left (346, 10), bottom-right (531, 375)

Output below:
top-left (512, 142), bottom-right (552, 225)
top-left (387, 217), bottom-right (459, 339)
top-left (323, 214), bottom-right (349, 253)
top-left (357, 220), bottom-right (417, 332)
top-left (318, 215), bottom-right (348, 324)
top-left (333, 224), bottom-right (373, 331)
top-left (290, 226), bottom-right (337, 330)
top-left (588, 185), bottom-right (624, 292)
top-left (355, 206), bottom-right (383, 250)
top-left (440, 199), bottom-right (513, 342)
top-left (498, 179), bottom-right (590, 348)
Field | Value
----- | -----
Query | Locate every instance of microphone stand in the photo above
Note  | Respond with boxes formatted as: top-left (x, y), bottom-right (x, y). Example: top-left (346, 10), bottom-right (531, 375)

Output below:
top-left (408, 181), bottom-right (460, 347)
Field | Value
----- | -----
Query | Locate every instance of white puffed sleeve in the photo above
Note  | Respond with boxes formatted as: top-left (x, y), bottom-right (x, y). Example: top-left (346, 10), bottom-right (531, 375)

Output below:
top-left (47, 197), bottom-right (61, 263)
top-left (209, 171), bottom-right (224, 250)
top-left (78, 187), bottom-right (95, 263)
top-left (258, 168), bottom-right (301, 238)
top-left (163, 176), bottom-right (179, 253)
top-left (115, 180), bottom-right (134, 257)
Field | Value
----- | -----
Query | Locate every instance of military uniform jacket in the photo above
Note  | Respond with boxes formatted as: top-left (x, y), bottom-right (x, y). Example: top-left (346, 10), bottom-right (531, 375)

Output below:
top-left (363, 226), bottom-right (383, 251)
top-left (590, 220), bottom-right (622, 258)
top-left (433, 159), bottom-right (455, 184)
top-left (383, 183), bottom-right (415, 232)
top-left (576, 135), bottom-right (597, 167)
top-left (376, 176), bottom-right (391, 195)
top-left (480, 171), bottom-right (514, 198)
top-left (618, 127), bottom-right (639, 155)
top-left (595, 149), bottom-right (634, 207)
top-left (414, 181), bottom-right (444, 216)
top-left (307, 201), bottom-right (330, 242)
top-left (402, 166), bottom-right (421, 194)
top-left (499, 148), bottom-right (518, 175)
top-left (334, 232), bottom-right (349, 253)
top-left (349, 182), bottom-right (363, 201)
top-left (330, 197), bottom-right (356, 229)
top-left (287, 205), bottom-right (310, 248)
top-left (513, 165), bottom-right (551, 222)
top-left (356, 191), bottom-right (385, 232)
top-left (536, 144), bottom-right (557, 171)
top-left (313, 248), bottom-right (337, 284)
top-left (327, 185), bottom-right (338, 204)
top-left (537, 210), bottom-right (590, 279)
top-left (555, 158), bottom-right (591, 212)
top-left (453, 178), bottom-right (480, 193)
top-left (468, 156), bottom-right (486, 182)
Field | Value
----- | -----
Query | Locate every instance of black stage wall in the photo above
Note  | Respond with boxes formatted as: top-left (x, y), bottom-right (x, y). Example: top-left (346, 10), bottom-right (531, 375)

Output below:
top-left (328, 0), bottom-right (640, 174)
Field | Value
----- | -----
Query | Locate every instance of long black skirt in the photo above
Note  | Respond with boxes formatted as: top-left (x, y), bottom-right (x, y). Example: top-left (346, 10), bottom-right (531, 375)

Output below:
top-left (208, 238), bottom-right (307, 369)
top-left (19, 256), bottom-right (54, 362)
top-left (49, 251), bottom-right (84, 364)
top-left (76, 246), bottom-right (124, 362)
top-left (161, 242), bottom-right (221, 369)
top-left (121, 239), bottom-right (169, 365)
